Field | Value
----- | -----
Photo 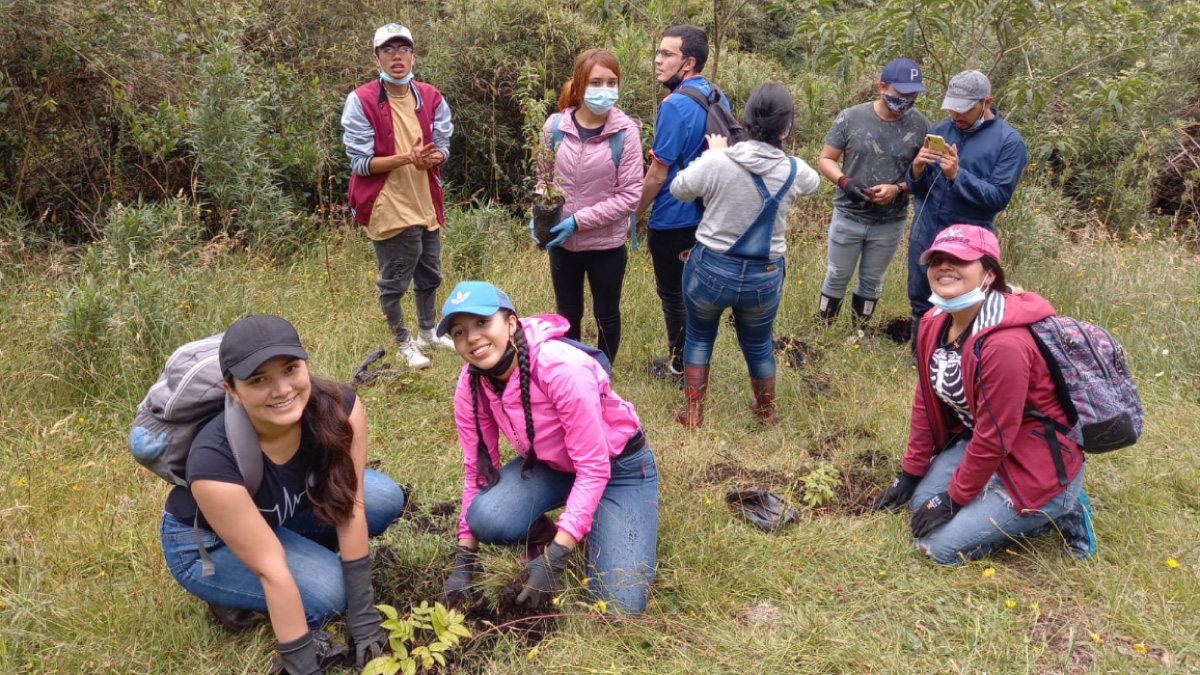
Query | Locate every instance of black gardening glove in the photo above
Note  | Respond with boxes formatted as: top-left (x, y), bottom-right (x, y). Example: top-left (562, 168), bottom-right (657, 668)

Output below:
top-left (837, 175), bottom-right (875, 203)
top-left (274, 631), bottom-right (322, 675)
top-left (515, 541), bottom-right (572, 608)
top-left (871, 470), bottom-right (923, 513)
top-left (340, 556), bottom-right (387, 669)
top-left (910, 491), bottom-right (963, 539)
top-left (438, 545), bottom-right (479, 608)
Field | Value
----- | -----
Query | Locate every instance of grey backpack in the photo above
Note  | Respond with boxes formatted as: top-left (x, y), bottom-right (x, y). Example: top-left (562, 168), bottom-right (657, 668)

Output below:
top-left (128, 333), bottom-right (262, 575)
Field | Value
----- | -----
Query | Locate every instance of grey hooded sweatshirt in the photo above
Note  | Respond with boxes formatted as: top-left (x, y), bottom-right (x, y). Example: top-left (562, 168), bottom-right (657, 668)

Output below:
top-left (670, 140), bottom-right (820, 259)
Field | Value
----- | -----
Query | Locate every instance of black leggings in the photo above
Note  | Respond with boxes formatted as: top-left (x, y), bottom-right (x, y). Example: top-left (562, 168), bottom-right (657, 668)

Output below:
top-left (647, 226), bottom-right (698, 370)
top-left (548, 244), bottom-right (629, 364)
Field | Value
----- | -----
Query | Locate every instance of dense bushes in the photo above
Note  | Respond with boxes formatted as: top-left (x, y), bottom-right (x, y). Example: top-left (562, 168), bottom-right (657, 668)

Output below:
top-left (2, 0), bottom-right (1199, 244)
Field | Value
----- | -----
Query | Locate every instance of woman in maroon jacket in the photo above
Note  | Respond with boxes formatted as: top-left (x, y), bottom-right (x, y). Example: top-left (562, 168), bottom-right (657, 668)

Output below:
top-left (872, 225), bottom-right (1095, 564)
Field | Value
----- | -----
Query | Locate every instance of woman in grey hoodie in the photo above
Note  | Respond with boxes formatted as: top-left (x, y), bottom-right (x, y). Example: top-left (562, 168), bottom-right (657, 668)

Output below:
top-left (669, 83), bottom-right (820, 428)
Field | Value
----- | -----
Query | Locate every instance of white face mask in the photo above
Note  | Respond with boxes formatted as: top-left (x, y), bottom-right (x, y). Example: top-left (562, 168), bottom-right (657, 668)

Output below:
top-left (583, 86), bottom-right (619, 115)
top-left (929, 274), bottom-right (992, 313)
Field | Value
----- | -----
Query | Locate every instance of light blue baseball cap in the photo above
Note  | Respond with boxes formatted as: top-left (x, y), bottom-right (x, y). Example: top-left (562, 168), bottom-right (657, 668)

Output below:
top-left (435, 281), bottom-right (516, 337)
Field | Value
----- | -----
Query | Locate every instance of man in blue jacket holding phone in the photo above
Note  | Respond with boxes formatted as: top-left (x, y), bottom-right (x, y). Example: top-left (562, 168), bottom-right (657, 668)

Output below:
top-left (905, 70), bottom-right (1027, 339)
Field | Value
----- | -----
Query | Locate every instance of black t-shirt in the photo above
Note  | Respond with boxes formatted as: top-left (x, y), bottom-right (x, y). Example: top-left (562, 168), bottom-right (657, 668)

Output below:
top-left (573, 111), bottom-right (604, 144)
top-left (164, 387), bottom-right (357, 531)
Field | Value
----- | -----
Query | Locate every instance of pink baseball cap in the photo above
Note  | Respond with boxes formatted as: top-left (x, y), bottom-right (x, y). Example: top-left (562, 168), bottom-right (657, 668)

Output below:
top-left (919, 224), bottom-right (1000, 265)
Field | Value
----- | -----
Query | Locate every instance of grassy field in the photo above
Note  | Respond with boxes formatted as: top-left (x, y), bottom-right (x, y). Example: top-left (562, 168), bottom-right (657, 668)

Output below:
top-left (1, 201), bottom-right (1198, 674)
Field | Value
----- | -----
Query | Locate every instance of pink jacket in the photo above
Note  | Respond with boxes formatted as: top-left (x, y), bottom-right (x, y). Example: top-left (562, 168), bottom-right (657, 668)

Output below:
top-left (453, 315), bottom-right (642, 541)
top-left (540, 107), bottom-right (644, 252)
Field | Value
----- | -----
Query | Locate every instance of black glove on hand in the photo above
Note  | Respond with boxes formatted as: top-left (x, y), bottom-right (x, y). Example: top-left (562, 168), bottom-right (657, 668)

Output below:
top-left (515, 541), bottom-right (572, 608)
top-left (872, 471), bottom-right (923, 513)
top-left (341, 556), bottom-right (387, 669)
top-left (274, 631), bottom-right (321, 675)
top-left (910, 490), bottom-right (963, 539)
top-left (438, 545), bottom-right (479, 608)
top-left (837, 175), bottom-right (875, 203)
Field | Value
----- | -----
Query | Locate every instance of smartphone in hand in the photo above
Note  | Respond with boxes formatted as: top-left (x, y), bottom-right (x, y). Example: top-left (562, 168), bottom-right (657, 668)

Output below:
top-left (925, 134), bottom-right (947, 154)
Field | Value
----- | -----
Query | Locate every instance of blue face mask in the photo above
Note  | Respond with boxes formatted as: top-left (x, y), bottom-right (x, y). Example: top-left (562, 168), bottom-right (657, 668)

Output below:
top-left (966, 105), bottom-right (987, 132)
top-left (381, 71), bottom-right (414, 86)
top-left (928, 275), bottom-right (992, 313)
top-left (583, 86), bottom-right (619, 115)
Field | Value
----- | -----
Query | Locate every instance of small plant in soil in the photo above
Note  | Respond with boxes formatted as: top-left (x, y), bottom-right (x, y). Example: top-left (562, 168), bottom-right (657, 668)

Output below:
top-left (530, 137), bottom-right (566, 249)
top-left (363, 601), bottom-right (472, 675)
top-left (799, 463), bottom-right (841, 509)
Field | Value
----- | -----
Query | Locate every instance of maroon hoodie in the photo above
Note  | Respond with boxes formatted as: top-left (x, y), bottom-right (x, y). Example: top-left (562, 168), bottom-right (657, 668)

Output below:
top-left (903, 291), bottom-right (1083, 511)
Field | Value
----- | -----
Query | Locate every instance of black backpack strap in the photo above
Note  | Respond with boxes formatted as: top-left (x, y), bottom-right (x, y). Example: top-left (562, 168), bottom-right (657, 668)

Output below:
top-left (675, 84), bottom-right (712, 110)
top-left (1026, 407), bottom-right (1070, 486)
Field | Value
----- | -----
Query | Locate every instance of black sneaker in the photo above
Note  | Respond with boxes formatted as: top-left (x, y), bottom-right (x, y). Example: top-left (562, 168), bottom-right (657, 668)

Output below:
top-left (647, 358), bottom-right (684, 388)
top-left (206, 603), bottom-right (267, 634)
top-left (267, 629), bottom-right (347, 675)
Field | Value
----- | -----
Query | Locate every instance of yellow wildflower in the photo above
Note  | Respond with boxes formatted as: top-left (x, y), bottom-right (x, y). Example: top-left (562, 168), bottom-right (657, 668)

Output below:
top-left (1004, 599), bottom-right (1016, 609)
top-left (1166, 558), bottom-right (1179, 569)
top-left (1134, 643), bottom-right (1147, 654)
top-left (981, 567), bottom-right (995, 578)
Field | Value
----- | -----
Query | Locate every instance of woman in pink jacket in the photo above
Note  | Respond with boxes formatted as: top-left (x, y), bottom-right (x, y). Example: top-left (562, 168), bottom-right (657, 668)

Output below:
top-left (531, 48), bottom-right (644, 364)
top-left (434, 281), bottom-right (658, 614)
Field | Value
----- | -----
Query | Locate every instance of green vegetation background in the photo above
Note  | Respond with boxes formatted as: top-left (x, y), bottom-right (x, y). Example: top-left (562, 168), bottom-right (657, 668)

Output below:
top-left (2, 0), bottom-right (1200, 672)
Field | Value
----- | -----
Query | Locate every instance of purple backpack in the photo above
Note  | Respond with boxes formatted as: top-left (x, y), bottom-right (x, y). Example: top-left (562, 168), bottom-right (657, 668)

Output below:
top-left (1020, 315), bottom-right (1143, 483)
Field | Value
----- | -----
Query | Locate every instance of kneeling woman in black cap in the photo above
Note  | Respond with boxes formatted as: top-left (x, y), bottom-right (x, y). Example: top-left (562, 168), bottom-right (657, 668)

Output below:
top-left (158, 315), bottom-right (406, 673)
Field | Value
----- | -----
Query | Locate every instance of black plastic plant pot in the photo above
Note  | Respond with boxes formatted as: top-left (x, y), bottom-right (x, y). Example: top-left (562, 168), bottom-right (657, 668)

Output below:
top-left (531, 197), bottom-right (564, 250)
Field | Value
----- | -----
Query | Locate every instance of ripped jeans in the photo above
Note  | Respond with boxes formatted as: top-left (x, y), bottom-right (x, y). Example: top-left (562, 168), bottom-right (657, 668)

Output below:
top-left (910, 439), bottom-right (1085, 564)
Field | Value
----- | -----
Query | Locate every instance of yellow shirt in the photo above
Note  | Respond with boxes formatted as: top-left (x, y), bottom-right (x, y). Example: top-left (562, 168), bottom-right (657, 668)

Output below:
top-left (366, 93), bottom-right (439, 241)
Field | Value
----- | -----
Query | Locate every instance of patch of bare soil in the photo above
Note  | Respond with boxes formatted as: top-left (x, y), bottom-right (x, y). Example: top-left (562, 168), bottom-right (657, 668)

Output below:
top-left (773, 335), bottom-right (814, 371)
top-left (407, 501), bottom-right (458, 536)
top-left (875, 317), bottom-right (912, 345)
top-left (1027, 612), bottom-right (1096, 675)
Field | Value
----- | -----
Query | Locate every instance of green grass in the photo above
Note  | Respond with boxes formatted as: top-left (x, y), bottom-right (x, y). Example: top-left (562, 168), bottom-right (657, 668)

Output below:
top-left (1, 205), bottom-right (1198, 674)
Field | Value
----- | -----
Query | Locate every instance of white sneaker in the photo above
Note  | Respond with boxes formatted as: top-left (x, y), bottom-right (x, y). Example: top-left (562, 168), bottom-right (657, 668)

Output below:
top-left (397, 340), bottom-right (431, 369)
top-left (416, 328), bottom-right (456, 351)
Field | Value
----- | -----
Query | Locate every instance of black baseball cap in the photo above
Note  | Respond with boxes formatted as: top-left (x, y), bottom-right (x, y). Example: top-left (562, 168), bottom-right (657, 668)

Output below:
top-left (219, 315), bottom-right (309, 379)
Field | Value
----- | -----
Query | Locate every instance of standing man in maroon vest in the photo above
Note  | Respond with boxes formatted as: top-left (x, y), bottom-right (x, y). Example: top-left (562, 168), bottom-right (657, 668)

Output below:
top-left (341, 23), bottom-right (455, 369)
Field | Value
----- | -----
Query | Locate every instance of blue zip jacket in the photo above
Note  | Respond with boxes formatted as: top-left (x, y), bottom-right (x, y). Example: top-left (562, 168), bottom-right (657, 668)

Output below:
top-left (906, 111), bottom-right (1027, 234)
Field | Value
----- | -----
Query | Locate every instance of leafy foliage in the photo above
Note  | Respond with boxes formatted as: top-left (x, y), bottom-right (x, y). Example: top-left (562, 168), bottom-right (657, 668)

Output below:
top-left (363, 601), bottom-right (472, 675)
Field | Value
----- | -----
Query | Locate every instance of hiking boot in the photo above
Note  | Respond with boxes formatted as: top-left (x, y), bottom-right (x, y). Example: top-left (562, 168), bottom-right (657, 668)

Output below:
top-left (207, 603), bottom-right (267, 633)
top-left (750, 378), bottom-right (778, 426)
top-left (818, 294), bottom-right (843, 324)
top-left (416, 328), bottom-right (456, 351)
top-left (1058, 489), bottom-right (1097, 560)
top-left (851, 293), bottom-right (877, 328)
top-left (519, 514), bottom-right (558, 566)
top-left (397, 340), bottom-right (431, 369)
top-left (676, 365), bottom-right (709, 429)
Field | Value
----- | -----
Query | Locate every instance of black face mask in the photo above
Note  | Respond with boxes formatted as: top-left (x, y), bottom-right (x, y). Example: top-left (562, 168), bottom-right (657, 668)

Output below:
top-left (467, 342), bottom-right (516, 379)
top-left (661, 62), bottom-right (688, 91)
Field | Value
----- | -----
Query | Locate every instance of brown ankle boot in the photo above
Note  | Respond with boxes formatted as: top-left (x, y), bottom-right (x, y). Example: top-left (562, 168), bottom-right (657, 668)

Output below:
top-left (676, 365), bottom-right (709, 429)
top-left (750, 378), bottom-right (778, 426)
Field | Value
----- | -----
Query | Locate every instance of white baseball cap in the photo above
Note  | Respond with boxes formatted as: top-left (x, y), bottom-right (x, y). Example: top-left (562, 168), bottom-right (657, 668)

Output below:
top-left (373, 24), bottom-right (414, 50)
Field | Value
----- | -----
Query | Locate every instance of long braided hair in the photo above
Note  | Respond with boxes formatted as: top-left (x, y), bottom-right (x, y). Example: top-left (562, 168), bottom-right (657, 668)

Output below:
top-left (470, 313), bottom-right (539, 489)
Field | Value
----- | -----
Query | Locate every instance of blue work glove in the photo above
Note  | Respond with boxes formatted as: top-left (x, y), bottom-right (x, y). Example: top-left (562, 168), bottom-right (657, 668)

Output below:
top-left (545, 216), bottom-right (577, 249)
top-left (528, 218), bottom-right (540, 246)
top-left (910, 490), bottom-right (963, 538)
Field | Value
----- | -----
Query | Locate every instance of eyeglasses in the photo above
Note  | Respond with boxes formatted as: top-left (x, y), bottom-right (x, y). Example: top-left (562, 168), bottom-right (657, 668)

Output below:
top-left (379, 45), bottom-right (413, 56)
top-left (656, 49), bottom-right (680, 60)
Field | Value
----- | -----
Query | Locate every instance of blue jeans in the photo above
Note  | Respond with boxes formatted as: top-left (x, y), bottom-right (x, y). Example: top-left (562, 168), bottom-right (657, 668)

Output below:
top-left (466, 446), bottom-right (659, 615)
top-left (161, 470), bottom-right (406, 627)
top-left (908, 440), bottom-right (1085, 564)
top-left (681, 244), bottom-right (785, 380)
top-left (821, 208), bottom-right (905, 301)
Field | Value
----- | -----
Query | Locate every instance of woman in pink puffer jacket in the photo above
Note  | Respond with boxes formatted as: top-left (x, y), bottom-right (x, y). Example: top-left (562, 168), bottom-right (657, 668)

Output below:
top-left (532, 48), bottom-right (644, 364)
